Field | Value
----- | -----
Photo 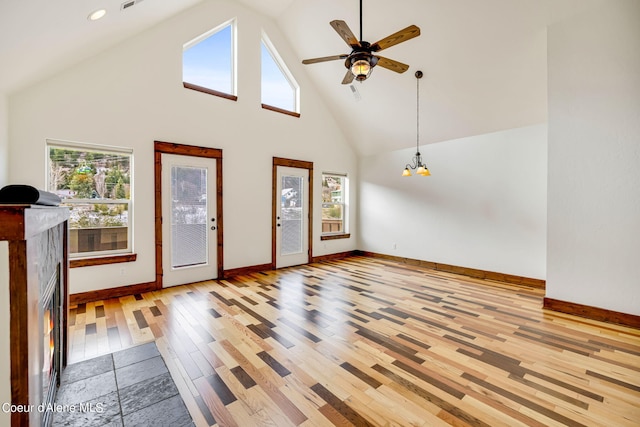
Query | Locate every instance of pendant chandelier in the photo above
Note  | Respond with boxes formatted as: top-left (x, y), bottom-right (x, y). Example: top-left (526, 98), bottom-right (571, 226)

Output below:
top-left (402, 70), bottom-right (431, 177)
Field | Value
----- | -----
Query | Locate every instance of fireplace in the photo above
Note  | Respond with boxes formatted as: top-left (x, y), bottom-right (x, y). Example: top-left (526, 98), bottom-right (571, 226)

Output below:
top-left (0, 205), bottom-right (69, 427)
top-left (41, 266), bottom-right (62, 425)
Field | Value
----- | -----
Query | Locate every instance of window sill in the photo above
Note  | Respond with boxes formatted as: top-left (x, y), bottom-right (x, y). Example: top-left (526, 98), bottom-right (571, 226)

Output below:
top-left (183, 82), bottom-right (238, 101)
top-left (261, 103), bottom-right (300, 118)
top-left (70, 253), bottom-right (137, 268)
top-left (321, 233), bottom-right (350, 241)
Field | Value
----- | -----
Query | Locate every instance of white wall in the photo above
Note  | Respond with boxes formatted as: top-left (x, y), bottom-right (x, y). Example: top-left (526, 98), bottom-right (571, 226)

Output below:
top-left (0, 94), bottom-right (7, 188)
top-left (359, 124), bottom-right (547, 279)
top-left (547, 0), bottom-right (640, 315)
top-left (8, 0), bottom-right (357, 294)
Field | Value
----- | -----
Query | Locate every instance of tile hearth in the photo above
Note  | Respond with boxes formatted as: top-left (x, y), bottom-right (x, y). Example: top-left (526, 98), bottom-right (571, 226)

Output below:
top-left (52, 342), bottom-right (193, 427)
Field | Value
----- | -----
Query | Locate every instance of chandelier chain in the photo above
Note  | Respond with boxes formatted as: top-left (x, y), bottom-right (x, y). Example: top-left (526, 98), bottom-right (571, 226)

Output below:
top-left (402, 70), bottom-right (429, 177)
top-left (416, 73), bottom-right (420, 152)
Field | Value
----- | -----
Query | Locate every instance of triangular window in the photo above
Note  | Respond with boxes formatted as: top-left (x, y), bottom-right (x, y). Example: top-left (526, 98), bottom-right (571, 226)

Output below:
top-left (261, 33), bottom-right (299, 116)
top-left (183, 20), bottom-right (236, 100)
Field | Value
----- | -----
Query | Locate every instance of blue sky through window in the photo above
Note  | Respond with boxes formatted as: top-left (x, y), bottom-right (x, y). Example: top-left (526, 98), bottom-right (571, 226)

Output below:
top-left (183, 24), bottom-right (232, 94)
top-left (261, 41), bottom-right (296, 112)
top-left (183, 23), bottom-right (298, 111)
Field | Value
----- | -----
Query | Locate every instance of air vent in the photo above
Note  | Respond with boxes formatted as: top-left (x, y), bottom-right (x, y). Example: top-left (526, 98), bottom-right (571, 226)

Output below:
top-left (121, 0), bottom-right (144, 11)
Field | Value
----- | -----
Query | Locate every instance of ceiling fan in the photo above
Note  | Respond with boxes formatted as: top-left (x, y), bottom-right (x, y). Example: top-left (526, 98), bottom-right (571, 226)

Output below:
top-left (301, 0), bottom-right (420, 84)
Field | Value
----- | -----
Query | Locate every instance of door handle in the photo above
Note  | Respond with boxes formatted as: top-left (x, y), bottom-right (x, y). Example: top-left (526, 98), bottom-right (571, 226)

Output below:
top-left (211, 226), bottom-right (216, 230)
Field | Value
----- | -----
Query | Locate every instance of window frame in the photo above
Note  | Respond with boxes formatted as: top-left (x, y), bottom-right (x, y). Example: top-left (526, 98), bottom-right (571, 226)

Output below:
top-left (46, 139), bottom-right (134, 261)
top-left (182, 18), bottom-right (237, 101)
top-left (321, 172), bottom-right (350, 240)
top-left (261, 31), bottom-right (300, 116)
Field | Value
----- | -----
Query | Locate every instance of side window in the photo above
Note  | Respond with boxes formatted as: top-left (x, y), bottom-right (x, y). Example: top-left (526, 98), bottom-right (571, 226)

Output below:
top-left (321, 173), bottom-right (349, 237)
top-left (47, 140), bottom-right (133, 258)
top-left (261, 32), bottom-right (299, 116)
top-left (183, 20), bottom-right (236, 100)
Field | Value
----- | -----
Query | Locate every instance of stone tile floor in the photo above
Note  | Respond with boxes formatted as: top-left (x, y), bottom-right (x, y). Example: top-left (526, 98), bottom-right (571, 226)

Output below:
top-left (52, 342), bottom-right (193, 427)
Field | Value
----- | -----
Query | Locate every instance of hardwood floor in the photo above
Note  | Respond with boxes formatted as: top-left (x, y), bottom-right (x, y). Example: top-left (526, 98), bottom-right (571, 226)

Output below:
top-left (68, 256), bottom-right (640, 426)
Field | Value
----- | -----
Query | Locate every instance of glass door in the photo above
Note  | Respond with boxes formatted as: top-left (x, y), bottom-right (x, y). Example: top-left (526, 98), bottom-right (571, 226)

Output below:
top-left (276, 166), bottom-right (309, 268)
top-left (161, 153), bottom-right (217, 286)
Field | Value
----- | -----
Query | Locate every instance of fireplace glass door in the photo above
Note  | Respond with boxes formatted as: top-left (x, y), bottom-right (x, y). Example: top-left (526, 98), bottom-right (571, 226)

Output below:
top-left (42, 266), bottom-right (61, 426)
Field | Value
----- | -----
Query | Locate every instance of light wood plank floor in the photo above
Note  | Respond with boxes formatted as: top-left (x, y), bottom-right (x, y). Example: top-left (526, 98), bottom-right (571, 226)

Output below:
top-left (68, 256), bottom-right (640, 426)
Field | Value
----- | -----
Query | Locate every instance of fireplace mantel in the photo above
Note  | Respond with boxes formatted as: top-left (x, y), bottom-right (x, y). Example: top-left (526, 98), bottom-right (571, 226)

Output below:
top-left (0, 205), bottom-right (69, 427)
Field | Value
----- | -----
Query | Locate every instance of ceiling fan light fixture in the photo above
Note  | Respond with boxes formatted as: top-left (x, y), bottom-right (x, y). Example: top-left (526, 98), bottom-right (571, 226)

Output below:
top-left (301, 0), bottom-right (420, 84)
top-left (350, 58), bottom-right (372, 81)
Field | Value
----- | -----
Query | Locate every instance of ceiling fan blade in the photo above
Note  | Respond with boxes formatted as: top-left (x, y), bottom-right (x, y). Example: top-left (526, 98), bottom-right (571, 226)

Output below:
top-left (371, 25), bottom-right (420, 52)
top-left (341, 70), bottom-right (355, 85)
top-left (302, 54), bottom-right (348, 65)
top-left (375, 56), bottom-right (410, 73)
top-left (330, 20), bottom-right (361, 49)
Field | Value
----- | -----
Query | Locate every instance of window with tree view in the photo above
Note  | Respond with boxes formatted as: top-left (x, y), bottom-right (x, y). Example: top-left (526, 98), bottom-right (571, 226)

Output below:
top-left (322, 173), bottom-right (347, 235)
top-left (47, 141), bottom-right (133, 257)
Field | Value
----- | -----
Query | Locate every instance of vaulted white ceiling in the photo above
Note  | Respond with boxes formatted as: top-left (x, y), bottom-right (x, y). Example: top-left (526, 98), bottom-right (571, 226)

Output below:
top-left (0, 0), bottom-right (601, 156)
top-left (0, 0), bottom-right (203, 94)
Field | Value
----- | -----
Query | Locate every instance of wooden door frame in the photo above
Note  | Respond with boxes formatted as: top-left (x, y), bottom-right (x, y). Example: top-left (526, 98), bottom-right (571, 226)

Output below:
top-left (154, 141), bottom-right (223, 289)
top-left (272, 157), bottom-right (313, 269)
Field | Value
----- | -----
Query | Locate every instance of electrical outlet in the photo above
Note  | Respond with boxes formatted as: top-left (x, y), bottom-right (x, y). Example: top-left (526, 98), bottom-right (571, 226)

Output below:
top-left (120, 268), bottom-right (125, 276)
top-left (393, 243), bottom-right (397, 250)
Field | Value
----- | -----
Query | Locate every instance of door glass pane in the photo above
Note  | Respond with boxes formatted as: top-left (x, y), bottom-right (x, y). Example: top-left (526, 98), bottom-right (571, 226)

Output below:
top-left (281, 175), bottom-right (303, 255)
top-left (171, 166), bottom-right (208, 268)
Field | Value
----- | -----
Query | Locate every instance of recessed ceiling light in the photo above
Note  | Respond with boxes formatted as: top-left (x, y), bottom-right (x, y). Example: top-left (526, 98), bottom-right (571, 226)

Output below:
top-left (88, 9), bottom-right (107, 21)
